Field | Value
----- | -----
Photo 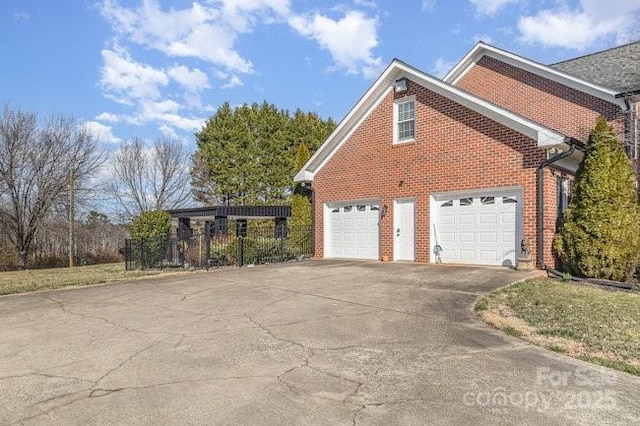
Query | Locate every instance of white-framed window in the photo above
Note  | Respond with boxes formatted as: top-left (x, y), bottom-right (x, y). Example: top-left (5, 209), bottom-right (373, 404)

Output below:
top-left (394, 96), bottom-right (415, 144)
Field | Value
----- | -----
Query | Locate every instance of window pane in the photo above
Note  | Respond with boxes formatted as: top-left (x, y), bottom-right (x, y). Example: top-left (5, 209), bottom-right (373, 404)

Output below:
top-left (502, 196), bottom-right (517, 204)
top-left (398, 101), bottom-right (415, 121)
top-left (357, 205), bottom-right (366, 211)
top-left (398, 120), bottom-right (415, 140)
top-left (441, 200), bottom-right (453, 207)
top-left (460, 197), bottom-right (473, 206)
top-left (481, 196), bottom-right (495, 205)
top-left (343, 206), bottom-right (352, 212)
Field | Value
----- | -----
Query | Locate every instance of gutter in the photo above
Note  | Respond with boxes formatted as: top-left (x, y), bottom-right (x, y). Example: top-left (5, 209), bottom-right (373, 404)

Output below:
top-left (614, 89), bottom-right (640, 98)
top-left (615, 91), bottom-right (639, 184)
top-left (536, 138), bottom-right (582, 269)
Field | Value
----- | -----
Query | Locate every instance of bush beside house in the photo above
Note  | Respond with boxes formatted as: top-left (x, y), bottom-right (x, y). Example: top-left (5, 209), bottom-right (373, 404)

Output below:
top-left (554, 117), bottom-right (640, 281)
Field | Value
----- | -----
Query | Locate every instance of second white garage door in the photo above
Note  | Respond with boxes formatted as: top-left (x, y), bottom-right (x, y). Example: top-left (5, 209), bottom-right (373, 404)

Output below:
top-left (326, 202), bottom-right (380, 259)
top-left (431, 190), bottom-right (522, 267)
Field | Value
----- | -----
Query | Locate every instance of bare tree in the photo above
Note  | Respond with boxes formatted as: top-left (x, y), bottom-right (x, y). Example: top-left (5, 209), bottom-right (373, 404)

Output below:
top-left (110, 137), bottom-right (191, 218)
top-left (0, 106), bottom-right (104, 267)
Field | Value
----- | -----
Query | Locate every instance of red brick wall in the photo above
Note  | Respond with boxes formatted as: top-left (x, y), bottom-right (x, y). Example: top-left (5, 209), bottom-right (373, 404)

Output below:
top-left (456, 56), bottom-right (625, 141)
top-left (313, 80), bottom-right (561, 266)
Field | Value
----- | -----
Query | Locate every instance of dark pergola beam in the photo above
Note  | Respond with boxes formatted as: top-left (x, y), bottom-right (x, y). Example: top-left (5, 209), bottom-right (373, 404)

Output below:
top-left (167, 205), bottom-right (291, 219)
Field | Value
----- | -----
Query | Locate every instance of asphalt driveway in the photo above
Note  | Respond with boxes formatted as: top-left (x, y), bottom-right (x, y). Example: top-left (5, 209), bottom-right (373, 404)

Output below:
top-left (1, 261), bottom-right (639, 425)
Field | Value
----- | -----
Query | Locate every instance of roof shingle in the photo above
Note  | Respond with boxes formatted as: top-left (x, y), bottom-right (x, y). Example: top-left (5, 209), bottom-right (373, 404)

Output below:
top-left (550, 41), bottom-right (640, 93)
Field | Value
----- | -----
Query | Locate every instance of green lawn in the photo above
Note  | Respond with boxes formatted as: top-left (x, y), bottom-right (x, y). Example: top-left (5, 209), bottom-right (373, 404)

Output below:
top-left (475, 278), bottom-right (640, 376)
top-left (0, 263), bottom-right (187, 296)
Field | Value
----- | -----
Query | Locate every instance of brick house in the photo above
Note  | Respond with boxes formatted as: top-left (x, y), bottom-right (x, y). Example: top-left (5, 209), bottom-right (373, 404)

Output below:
top-left (295, 42), bottom-right (640, 269)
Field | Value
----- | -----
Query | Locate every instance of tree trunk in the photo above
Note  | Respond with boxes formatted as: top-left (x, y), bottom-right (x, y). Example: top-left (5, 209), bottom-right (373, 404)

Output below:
top-left (17, 250), bottom-right (27, 269)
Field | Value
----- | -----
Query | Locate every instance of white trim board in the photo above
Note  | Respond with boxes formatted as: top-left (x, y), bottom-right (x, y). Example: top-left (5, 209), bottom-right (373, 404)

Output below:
top-left (295, 59), bottom-right (568, 183)
top-left (443, 42), bottom-right (626, 109)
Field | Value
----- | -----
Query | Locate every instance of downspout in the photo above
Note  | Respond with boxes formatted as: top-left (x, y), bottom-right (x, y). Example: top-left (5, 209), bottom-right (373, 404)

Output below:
top-left (310, 183), bottom-right (315, 258)
top-left (615, 91), bottom-right (640, 185)
top-left (536, 139), bottom-right (577, 269)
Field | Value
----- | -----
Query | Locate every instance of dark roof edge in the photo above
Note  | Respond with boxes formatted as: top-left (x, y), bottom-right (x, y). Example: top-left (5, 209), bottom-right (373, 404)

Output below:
top-left (615, 89), bottom-right (640, 98)
top-left (550, 41), bottom-right (640, 66)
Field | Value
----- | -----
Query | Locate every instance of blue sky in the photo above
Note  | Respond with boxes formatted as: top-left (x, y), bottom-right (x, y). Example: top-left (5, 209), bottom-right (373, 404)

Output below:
top-left (2, 0), bottom-right (639, 147)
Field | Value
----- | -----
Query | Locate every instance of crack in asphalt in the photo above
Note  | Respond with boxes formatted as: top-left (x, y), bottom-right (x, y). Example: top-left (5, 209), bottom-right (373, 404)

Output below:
top-left (260, 310), bottom-right (377, 328)
top-left (6, 337), bottom-right (172, 425)
top-left (87, 373), bottom-right (277, 399)
top-left (272, 287), bottom-right (434, 319)
top-left (6, 267), bottom-right (535, 425)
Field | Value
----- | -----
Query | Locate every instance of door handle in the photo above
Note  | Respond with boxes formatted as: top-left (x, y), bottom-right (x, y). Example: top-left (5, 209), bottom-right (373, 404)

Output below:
top-left (396, 228), bottom-right (400, 236)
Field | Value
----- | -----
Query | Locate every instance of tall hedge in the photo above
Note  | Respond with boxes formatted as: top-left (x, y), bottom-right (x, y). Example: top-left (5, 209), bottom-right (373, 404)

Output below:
top-left (129, 211), bottom-right (172, 268)
top-left (291, 142), bottom-right (312, 228)
top-left (130, 211), bottom-right (172, 239)
top-left (553, 117), bottom-right (640, 281)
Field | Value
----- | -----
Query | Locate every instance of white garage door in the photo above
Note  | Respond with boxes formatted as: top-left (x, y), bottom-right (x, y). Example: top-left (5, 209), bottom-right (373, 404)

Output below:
top-left (327, 203), bottom-right (380, 259)
top-left (432, 192), bottom-right (521, 267)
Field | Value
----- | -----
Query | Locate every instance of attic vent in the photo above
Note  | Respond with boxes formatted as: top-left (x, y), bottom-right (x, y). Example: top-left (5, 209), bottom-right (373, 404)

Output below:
top-left (395, 78), bottom-right (408, 93)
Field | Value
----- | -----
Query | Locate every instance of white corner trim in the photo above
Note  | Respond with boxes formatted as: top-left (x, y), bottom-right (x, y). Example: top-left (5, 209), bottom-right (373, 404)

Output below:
top-left (294, 169), bottom-right (314, 182)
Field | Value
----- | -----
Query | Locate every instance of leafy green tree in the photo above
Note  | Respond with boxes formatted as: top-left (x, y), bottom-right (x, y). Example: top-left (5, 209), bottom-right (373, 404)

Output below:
top-left (291, 142), bottom-right (312, 228)
top-left (554, 117), bottom-right (640, 281)
top-left (192, 102), bottom-right (334, 205)
top-left (129, 211), bottom-right (172, 268)
top-left (130, 211), bottom-right (172, 239)
top-left (289, 142), bottom-right (313, 254)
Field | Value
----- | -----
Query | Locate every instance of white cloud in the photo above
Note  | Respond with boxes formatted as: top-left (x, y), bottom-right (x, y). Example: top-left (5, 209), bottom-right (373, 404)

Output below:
top-left (98, 46), bottom-right (206, 134)
top-left (84, 121), bottom-right (122, 144)
top-left (472, 34), bottom-right (494, 44)
top-left (121, 100), bottom-right (205, 132)
top-left (220, 0), bottom-right (290, 31)
top-left (290, 11), bottom-right (383, 78)
top-left (100, 47), bottom-right (169, 103)
top-left (222, 75), bottom-right (244, 90)
top-left (431, 57), bottom-right (456, 78)
top-left (158, 124), bottom-right (179, 139)
top-left (167, 65), bottom-right (210, 92)
top-left (470, 0), bottom-right (519, 16)
top-left (99, 0), bottom-right (289, 75)
top-left (95, 112), bottom-right (120, 122)
top-left (518, 0), bottom-right (640, 49)
top-left (354, 0), bottom-right (378, 9)
top-left (96, 0), bottom-right (385, 138)
top-left (13, 11), bottom-right (30, 21)
top-left (421, 0), bottom-right (437, 12)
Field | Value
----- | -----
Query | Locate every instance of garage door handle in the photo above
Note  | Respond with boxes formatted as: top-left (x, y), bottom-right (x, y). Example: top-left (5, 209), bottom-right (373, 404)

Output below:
top-left (396, 228), bottom-right (400, 236)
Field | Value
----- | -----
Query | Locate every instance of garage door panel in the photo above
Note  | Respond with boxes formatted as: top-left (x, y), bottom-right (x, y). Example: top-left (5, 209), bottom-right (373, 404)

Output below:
top-left (440, 215), bottom-right (455, 225)
top-left (433, 191), bottom-right (521, 266)
top-left (459, 214), bottom-right (474, 225)
top-left (459, 250), bottom-right (476, 261)
top-left (440, 232), bottom-right (455, 243)
top-left (328, 202), bottom-right (379, 260)
top-left (479, 232), bottom-right (497, 243)
top-left (459, 232), bottom-right (475, 243)
top-left (479, 213), bottom-right (497, 224)
top-left (501, 212), bottom-right (515, 223)
top-left (479, 250), bottom-right (499, 261)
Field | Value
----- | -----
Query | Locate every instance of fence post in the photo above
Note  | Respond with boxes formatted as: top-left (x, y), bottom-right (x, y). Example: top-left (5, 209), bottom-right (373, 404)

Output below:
top-left (238, 236), bottom-right (244, 267)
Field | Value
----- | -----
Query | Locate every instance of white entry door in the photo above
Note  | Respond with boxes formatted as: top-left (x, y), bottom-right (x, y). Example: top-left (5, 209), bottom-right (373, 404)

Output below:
top-left (394, 199), bottom-right (415, 261)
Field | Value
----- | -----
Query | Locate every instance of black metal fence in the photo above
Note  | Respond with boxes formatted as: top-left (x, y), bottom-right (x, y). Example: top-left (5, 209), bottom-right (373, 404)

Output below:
top-left (124, 225), bottom-right (312, 271)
